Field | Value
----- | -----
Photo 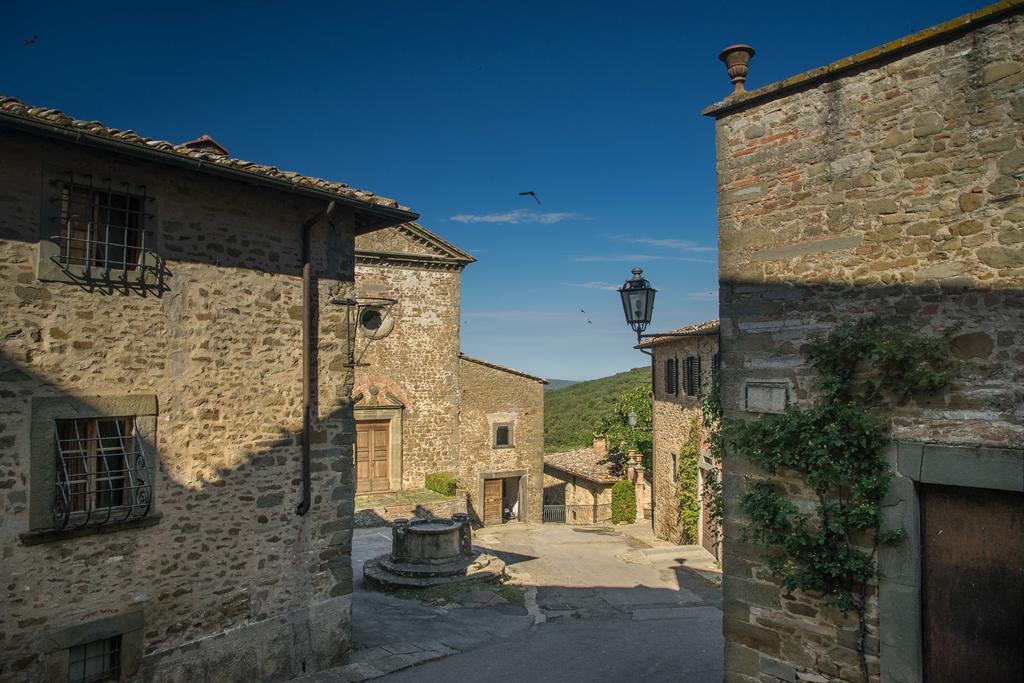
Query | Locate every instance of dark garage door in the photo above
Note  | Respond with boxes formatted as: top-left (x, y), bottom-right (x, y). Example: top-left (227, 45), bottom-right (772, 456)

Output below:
top-left (921, 483), bottom-right (1023, 683)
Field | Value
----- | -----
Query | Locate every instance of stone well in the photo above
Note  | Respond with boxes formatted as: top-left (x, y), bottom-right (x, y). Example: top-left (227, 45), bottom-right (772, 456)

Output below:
top-left (363, 513), bottom-right (506, 589)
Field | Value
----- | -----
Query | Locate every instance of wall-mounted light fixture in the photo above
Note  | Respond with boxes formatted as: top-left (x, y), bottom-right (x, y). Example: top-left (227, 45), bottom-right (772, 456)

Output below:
top-left (332, 296), bottom-right (397, 367)
top-left (618, 267), bottom-right (656, 344)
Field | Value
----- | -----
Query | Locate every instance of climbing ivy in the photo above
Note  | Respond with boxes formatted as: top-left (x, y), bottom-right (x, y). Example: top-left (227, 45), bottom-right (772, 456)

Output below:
top-left (677, 413), bottom-right (701, 543)
top-left (700, 368), bottom-right (724, 549)
top-left (732, 317), bottom-right (955, 683)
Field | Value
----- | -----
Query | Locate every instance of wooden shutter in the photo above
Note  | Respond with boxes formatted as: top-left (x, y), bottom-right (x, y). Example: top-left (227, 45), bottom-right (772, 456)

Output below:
top-left (686, 356), bottom-right (698, 396)
top-left (665, 358), bottom-right (677, 395)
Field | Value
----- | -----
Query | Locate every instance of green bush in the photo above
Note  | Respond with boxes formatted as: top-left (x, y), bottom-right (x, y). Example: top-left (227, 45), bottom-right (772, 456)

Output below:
top-left (611, 480), bottom-right (636, 524)
top-left (424, 472), bottom-right (457, 497)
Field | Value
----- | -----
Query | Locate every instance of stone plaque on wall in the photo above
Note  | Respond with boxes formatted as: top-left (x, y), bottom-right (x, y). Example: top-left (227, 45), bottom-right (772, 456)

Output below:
top-left (745, 382), bottom-right (789, 414)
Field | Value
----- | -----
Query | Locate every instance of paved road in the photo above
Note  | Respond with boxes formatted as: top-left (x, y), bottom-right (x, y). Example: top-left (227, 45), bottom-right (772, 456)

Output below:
top-left (308, 523), bottom-right (723, 682)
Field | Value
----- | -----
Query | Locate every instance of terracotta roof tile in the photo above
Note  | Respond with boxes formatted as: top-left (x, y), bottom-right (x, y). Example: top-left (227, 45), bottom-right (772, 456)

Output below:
top-left (544, 448), bottom-right (619, 485)
top-left (459, 354), bottom-right (547, 384)
top-left (0, 94), bottom-right (409, 212)
top-left (636, 319), bottom-right (719, 349)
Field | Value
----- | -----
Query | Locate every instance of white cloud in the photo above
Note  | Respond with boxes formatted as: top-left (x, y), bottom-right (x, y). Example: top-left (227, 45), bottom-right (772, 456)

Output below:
top-left (450, 209), bottom-right (582, 225)
top-left (562, 281), bottom-right (621, 292)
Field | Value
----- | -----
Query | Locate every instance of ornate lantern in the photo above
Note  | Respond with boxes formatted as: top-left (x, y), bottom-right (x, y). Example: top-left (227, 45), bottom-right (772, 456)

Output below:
top-left (618, 267), bottom-right (656, 343)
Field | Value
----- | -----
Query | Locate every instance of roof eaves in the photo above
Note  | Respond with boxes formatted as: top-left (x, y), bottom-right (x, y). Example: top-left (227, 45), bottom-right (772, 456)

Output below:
top-left (401, 222), bottom-right (477, 264)
top-left (0, 96), bottom-right (419, 231)
top-left (542, 460), bottom-right (618, 486)
top-left (460, 354), bottom-right (548, 384)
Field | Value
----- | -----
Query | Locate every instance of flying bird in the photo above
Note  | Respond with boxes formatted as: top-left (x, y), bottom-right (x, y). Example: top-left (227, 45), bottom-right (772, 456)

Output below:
top-left (519, 191), bottom-right (541, 205)
top-left (580, 309), bottom-right (593, 325)
top-left (23, 35), bottom-right (38, 45)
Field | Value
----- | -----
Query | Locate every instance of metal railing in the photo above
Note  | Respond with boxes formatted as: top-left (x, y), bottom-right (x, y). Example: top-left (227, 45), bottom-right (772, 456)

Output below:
top-left (543, 503), bottom-right (612, 524)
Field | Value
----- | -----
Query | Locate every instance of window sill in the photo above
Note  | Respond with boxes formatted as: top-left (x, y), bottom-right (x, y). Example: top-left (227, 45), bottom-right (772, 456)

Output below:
top-left (492, 445), bottom-right (515, 450)
top-left (19, 512), bottom-right (162, 546)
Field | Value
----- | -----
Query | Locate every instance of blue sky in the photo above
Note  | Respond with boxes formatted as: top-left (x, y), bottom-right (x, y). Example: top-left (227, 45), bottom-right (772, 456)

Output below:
top-left (2, 0), bottom-right (980, 380)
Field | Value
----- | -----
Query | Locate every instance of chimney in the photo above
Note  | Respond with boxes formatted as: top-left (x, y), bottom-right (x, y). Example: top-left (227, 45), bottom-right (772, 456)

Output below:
top-left (592, 434), bottom-right (607, 457)
top-left (182, 134), bottom-right (229, 156)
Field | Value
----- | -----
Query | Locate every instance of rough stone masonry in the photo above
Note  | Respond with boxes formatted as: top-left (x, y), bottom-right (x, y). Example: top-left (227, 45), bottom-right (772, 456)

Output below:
top-left (0, 99), bottom-right (416, 681)
top-left (705, 3), bottom-right (1022, 682)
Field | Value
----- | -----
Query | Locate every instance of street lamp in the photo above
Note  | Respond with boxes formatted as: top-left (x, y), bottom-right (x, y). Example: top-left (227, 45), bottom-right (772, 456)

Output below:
top-left (618, 267), bottom-right (656, 343)
top-left (628, 410), bottom-right (638, 428)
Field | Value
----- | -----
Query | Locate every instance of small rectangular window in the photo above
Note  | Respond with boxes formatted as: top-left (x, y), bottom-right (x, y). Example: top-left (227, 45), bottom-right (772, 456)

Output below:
top-left (672, 453), bottom-right (679, 483)
top-left (494, 424), bottom-right (512, 448)
top-left (57, 183), bottom-right (146, 271)
top-left (665, 358), bottom-right (678, 396)
top-left (68, 634), bottom-right (121, 683)
top-left (54, 417), bottom-right (152, 529)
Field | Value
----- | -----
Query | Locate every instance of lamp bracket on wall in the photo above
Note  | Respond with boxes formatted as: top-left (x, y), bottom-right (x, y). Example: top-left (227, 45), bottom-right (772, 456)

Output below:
top-left (329, 296), bottom-right (397, 367)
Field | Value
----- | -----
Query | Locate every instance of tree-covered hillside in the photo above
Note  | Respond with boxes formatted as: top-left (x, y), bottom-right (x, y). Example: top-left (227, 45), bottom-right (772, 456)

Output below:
top-left (544, 379), bottom-right (580, 392)
top-left (544, 366), bottom-right (651, 453)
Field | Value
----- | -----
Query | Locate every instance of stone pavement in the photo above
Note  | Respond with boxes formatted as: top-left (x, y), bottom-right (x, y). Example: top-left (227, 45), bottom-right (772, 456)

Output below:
top-left (296, 522), bottom-right (722, 682)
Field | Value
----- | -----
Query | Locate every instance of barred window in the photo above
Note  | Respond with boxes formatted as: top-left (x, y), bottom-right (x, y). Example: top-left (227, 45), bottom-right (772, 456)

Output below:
top-left (68, 635), bottom-right (121, 683)
top-left (56, 182), bottom-right (147, 271)
top-left (54, 417), bottom-right (152, 529)
top-left (665, 357), bottom-right (678, 395)
top-left (685, 356), bottom-right (701, 397)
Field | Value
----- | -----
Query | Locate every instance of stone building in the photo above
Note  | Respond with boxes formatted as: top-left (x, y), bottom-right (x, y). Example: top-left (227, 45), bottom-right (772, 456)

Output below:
top-left (351, 224), bottom-right (546, 524)
top-left (542, 436), bottom-right (618, 524)
top-left (637, 320), bottom-right (720, 556)
top-left (0, 95), bottom-right (418, 681)
top-left (704, 3), bottom-right (1023, 682)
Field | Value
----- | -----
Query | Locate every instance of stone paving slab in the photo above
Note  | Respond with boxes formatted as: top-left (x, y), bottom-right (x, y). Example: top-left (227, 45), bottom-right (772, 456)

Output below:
top-left (597, 585), bottom-right (703, 607)
top-left (632, 605), bottom-right (724, 621)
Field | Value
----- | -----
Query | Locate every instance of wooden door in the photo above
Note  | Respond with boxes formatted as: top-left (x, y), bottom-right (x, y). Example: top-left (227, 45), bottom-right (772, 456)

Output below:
top-left (921, 484), bottom-right (1023, 683)
top-left (355, 422), bottom-right (390, 494)
top-left (483, 478), bottom-right (503, 525)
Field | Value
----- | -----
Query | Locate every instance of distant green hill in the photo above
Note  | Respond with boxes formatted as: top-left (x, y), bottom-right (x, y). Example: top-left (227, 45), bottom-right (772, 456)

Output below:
top-left (544, 379), bottom-right (580, 392)
top-left (544, 366), bottom-right (651, 454)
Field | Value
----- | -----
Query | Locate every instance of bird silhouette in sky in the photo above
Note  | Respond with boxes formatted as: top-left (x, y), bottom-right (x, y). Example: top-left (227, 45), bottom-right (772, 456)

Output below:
top-left (519, 191), bottom-right (541, 205)
top-left (23, 35), bottom-right (38, 45)
top-left (580, 309), bottom-right (593, 325)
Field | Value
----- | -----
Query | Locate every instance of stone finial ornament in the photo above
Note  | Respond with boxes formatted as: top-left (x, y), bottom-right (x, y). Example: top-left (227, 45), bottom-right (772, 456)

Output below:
top-left (718, 44), bottom-right (756, 95)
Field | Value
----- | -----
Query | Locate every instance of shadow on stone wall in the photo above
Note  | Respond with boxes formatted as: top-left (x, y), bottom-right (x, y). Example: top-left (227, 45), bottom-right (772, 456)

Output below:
top-left (718, 279), bottom-right (1023, 444)
top-left (0, 351), bottom-right (355, 681)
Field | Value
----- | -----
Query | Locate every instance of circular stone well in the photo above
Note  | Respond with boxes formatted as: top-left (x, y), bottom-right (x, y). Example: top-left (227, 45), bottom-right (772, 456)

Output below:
top-left (363, 514), bottom-right (505, 589)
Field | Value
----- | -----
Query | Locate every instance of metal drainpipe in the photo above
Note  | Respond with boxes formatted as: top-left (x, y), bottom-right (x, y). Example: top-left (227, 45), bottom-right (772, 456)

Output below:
top-left (296, 200), bottom-right (336, 516)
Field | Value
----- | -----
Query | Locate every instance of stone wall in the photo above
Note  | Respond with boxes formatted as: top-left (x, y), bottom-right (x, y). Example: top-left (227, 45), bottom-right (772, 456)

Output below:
top-left (458, 357), bottom-right (544, 523)
top-left (650, 337), bottom-right (717, 546)
top-left (353, 246), bottom-right (462, 489)
top-left (353, 492), bottom-right (468, 528)
top-left (708, 8), bottom-right (1022, 683)
top-left (542, 468), bottom-right (613, 506)
top-left (0, 129), bottom-right (360, 681)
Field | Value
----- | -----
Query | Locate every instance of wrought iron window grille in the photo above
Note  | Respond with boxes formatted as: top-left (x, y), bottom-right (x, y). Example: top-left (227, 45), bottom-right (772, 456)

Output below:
top-left (48, 172), bottom-right (162, 287)
top-left (53, 417), bottom-right (153, 530)
top-left (68, 634), bottom-right (121, 683)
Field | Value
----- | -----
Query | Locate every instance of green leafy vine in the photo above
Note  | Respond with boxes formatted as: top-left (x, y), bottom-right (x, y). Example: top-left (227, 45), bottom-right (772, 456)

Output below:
top-left (732, 317), bottom-right (955, 683)
top-left (700, 368), bottom-right (724, 550)
top-left (677, 413), bottom-right (701, 543)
